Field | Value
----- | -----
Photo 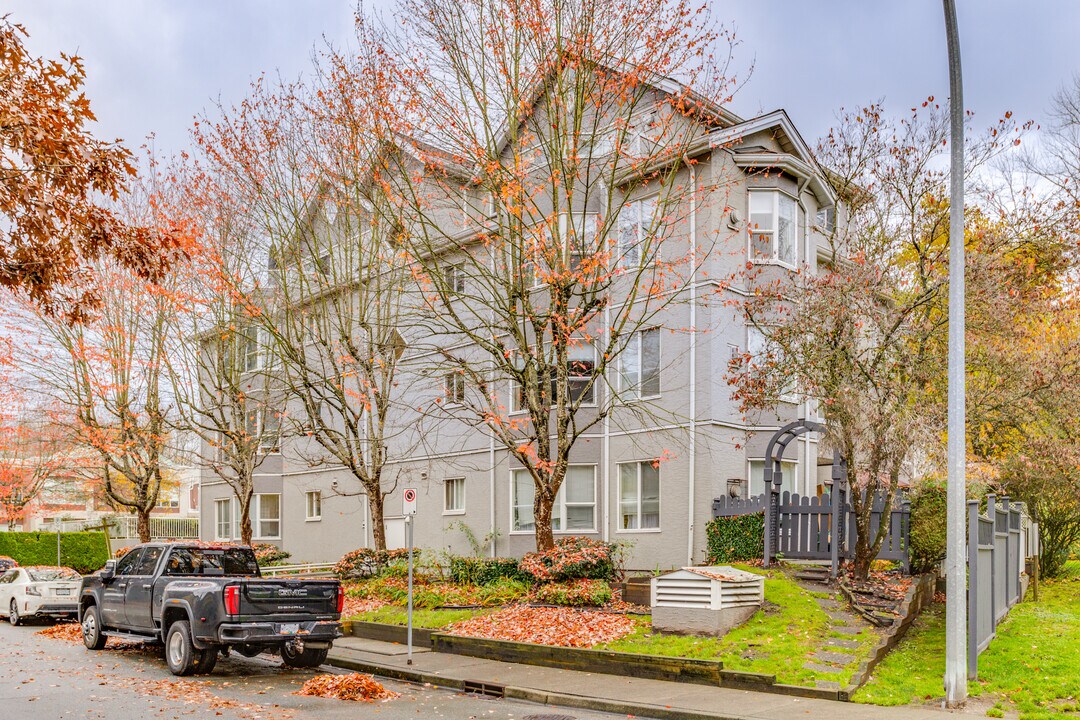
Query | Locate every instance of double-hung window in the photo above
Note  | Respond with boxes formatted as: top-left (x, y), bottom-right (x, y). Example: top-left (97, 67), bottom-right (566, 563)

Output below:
top-left (618, 461), bottom-right (660, 530)
top-left (306, 491), bottom-right (322, 521)
top-left (617, 196), bottom-right (657, 268)
top-left (561, 341), bottom-right (597, 405)
top-left (511, 466), bottom-right (596, 532)
top-left (559, 213), bottom-right (598, 274)
top-left (749, 191), bottom-right (798, 266)
top-left (215, 498), bottom-right (233, 541)
top-left (253, 493), bottom-right (281, 540)
top-left (239, 330), bottom-right (261, 373)
top-left (444, 371), bottom-right (465, 404)
top-left (444, 478), bottom-right (465, 514)
top-left (618, 327), bottom-right (661, 399)
top-left (747, 325), bottom-right (797, 403)
top-left (444, 263), bottom-right (466, 293)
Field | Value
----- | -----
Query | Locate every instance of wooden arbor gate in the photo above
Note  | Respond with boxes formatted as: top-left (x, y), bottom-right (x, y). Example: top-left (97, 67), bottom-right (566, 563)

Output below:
top-left (713, 419), bottom-right (911, 577)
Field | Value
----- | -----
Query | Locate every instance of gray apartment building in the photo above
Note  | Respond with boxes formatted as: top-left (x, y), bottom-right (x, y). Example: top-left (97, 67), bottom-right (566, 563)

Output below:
top-left (198, 76), bottom-right (841, 571)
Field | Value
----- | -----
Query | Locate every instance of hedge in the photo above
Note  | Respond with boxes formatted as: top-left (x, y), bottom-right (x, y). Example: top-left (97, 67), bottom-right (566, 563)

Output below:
top-left (705, 512), bottom-right (764, 564)
top-left (519, 537), bottom-right (617, 582)
top-left (448, 556), bottom-right (527, 585)
top-left (0, 531), bottom-right (110, 574)
top-left (908, 480), bottom-right (948, 574)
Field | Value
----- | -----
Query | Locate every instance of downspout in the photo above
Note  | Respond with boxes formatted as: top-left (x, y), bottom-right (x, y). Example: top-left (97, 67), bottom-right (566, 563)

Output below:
top-left (686, 158), bottom-right (698, 566)
top-left (602, 189), bottom-right (611, 544)
top-left (795, 178), bottom-right (812, 496)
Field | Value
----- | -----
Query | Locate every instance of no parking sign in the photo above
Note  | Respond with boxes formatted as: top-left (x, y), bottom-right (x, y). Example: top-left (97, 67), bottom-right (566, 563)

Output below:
top-left (403, 487), bottom-right (417, 516)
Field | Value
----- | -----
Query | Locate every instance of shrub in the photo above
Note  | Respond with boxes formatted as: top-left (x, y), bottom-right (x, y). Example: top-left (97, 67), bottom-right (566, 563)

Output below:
top-left (448, 556), bottom-right (526, 585)
top-left (519, 537), bottom-right (616, 582)
top-left (477, 577), bottom-right (530, 605)
top-left (334, 548), bottom-right (409, 579)
top-left (908, 480), bottom-right (948, 574)
top-left (705, 512), bottom-right (764, 564)
top-left (0, 532), bottom-right (109, 574)
top-left (533, 579), bottom-right (612, 606)
top-left (252, 543), bottom-right (291, 566)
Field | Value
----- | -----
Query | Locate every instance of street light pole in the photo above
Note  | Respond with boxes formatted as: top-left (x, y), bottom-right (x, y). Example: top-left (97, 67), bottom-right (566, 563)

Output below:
top-left (942, 0), bottom-right (968, 707)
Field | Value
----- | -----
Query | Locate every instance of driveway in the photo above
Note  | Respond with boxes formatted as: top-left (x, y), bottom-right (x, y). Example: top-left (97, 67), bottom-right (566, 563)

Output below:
top-left (0, 620), bottom-right (619, 720)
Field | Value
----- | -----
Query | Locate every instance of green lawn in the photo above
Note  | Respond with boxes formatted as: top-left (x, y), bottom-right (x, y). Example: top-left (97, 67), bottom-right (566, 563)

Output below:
top-left (855, 560), bottom-right (1080, 719)
top-left (346, 605), bottom-right (489, 629)
top-left (599, 565), bottom-right (881, 687)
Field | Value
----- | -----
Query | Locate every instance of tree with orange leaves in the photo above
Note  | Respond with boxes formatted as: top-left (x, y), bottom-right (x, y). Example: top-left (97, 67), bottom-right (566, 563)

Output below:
top-left (366, 0), bottom-right (740, 551)
top-left (0, 16), bottom-right (184, 321)
top-left (190, 67), bottom-right (423, 551)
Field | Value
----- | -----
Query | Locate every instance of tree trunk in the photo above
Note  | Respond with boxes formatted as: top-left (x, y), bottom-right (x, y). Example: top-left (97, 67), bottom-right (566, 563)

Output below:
top-left (239, 490), bottom-right (254, 545)
top-left (137, 509), bottom-right (151, 543)
top-left (369, 490), bottom-right (386, 551)
top-left (534, 488), bottom-right (555, 552)
top-left (851, 492), bottom-right (873, 580)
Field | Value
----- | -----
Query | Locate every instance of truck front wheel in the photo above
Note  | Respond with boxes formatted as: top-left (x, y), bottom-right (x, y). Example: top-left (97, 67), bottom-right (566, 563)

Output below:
top-left (81, 605), bottom-right (106, 650)
top-left (280, 643), bottom-right (328, 668)
top-left (165, 620), bottom-right (204, 676)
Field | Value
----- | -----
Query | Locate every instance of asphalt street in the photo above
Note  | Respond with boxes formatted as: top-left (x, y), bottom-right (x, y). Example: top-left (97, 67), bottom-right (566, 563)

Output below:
top-left (0, 619), bottom-right (623, 720)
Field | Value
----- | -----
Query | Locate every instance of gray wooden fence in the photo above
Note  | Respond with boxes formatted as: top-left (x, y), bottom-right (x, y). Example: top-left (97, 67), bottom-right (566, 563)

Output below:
top-left (967, 495), bottom-right (1036, 679)
top-left (712, 489), bottom-right (910, 576)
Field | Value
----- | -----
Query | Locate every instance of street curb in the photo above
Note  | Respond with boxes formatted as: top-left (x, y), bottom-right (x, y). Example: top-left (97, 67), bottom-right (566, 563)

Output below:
top-left (325, 651), bottom-right (763, 720)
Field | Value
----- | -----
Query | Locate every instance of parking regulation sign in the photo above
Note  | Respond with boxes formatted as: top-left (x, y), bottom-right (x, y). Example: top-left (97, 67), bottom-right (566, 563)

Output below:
top-left (402, 487), bottom-right (417, 516)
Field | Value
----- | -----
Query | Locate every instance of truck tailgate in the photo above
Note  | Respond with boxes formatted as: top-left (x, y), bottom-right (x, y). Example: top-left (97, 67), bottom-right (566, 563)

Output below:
top-left (237, 579), bottom-right (338, 616)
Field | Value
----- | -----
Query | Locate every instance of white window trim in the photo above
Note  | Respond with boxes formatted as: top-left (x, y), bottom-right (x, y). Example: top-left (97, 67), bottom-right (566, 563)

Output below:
top-left (617, 195), bottom-right (659, 270)
top-left (214, 498), bottom-right (232, 542)
top-left (746, 325), bottom-right (798, 405)
top-left (748, 458), bottom-right (799, 497)
top-left (509, 465), bottom-right (598, 535)
top-left (747, 189), bottom-right (799, 270)
top-left (615, 459), bottom-right (662, 534)
top-left (252, 493), bottom-right (282, 541)
top-left (444, 371), bottom-right (465, 405)
top-left (618, 327), bottom-right (661, 401)
top-left (305, 491), bottom-right (322, 522)
top-left (442, 477), bottom-right (466, 516)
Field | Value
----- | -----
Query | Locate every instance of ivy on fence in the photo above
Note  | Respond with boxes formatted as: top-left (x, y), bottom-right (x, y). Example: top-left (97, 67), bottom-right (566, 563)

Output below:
top-left (706, 512), bottom-right (765, 564)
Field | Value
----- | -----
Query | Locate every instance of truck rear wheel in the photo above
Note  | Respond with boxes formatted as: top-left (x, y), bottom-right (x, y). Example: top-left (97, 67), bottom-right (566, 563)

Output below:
top-left (280, 643), bottom-right (328, 668)
top-left (81, 605), bottom-right (106, 650)
top-left (166, 620), bottom-right (201, 676)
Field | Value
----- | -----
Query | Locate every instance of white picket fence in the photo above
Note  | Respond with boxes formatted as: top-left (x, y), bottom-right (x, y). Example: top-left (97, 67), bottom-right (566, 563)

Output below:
top-left (53, 516), bottom-right (200, 540)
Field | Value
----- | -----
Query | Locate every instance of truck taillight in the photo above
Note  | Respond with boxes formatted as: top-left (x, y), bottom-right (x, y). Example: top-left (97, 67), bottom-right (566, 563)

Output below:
top-left (336, 585), bottom-right (344, 614)
top-left (224, 585), bottom-right (240, 615)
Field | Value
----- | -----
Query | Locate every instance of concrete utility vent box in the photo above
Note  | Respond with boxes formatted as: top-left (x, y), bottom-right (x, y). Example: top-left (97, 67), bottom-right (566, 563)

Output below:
top-left (650, 566), bottom-right (764, 637)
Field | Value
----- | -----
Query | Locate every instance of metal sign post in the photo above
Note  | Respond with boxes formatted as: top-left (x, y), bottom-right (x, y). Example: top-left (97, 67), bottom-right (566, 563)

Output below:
top-left (403, 488), bottom-right (417, 665)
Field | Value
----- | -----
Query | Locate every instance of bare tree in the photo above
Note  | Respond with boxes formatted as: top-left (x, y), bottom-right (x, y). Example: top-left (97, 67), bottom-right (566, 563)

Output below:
top-left (32, 259), bottom-right (173, 543)
top-left (364, 0), bottom-right (741, 551)
top-left (164, 166), bottom-right (281, 545)
top-left (191, 68), bottom-right (419, 551)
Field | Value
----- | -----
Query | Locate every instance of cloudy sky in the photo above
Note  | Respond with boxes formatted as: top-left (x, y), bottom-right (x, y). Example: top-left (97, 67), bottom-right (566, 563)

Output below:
top-left (8, 1), bottom-right (1079, 157)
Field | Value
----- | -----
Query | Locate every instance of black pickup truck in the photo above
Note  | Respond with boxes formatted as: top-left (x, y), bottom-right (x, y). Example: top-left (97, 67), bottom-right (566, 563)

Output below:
top-left (79, 542), bottom-right (342, 676)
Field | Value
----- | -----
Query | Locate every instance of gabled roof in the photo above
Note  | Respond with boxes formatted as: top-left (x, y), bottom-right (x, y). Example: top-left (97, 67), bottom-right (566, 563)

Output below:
top-left (708, 109), bottom-right (837, 206)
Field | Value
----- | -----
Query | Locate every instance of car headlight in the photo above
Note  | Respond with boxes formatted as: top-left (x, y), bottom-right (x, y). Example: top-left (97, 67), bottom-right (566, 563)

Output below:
top-left (25, 585), bottom-right (41, 596)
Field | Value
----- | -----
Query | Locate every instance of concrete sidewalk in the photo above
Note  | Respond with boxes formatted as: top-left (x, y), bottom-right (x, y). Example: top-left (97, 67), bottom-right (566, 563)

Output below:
top-left (326, 636), bottom-right (953, 720)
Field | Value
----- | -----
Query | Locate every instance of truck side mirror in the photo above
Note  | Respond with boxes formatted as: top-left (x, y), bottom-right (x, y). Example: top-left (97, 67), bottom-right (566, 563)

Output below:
top-left (100, 559), bottom-right (117, 582)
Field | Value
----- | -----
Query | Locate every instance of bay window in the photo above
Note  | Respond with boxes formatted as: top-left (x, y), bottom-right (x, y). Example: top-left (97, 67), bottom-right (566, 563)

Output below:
top-left (749, 190), bottom-right (798, 266)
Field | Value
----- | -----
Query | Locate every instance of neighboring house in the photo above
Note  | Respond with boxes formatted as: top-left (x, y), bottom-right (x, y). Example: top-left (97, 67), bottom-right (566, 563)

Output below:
top-left (197, 81), bottom-right (841, 569)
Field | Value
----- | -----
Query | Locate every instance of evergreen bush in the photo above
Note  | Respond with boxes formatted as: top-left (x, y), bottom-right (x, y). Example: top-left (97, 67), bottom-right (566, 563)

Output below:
top-left (705, 512), bottom-right (764, 563)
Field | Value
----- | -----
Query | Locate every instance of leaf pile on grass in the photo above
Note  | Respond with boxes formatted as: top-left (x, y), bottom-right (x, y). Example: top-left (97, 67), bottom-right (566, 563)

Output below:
top-left (35, 623), bottom-right (84, 642)
top-left (447, 605), bottom-right (635, 647)
top-left (295, 673), bottom-right (399, 702)
top-left (341, 596), bottom-right (387, 617)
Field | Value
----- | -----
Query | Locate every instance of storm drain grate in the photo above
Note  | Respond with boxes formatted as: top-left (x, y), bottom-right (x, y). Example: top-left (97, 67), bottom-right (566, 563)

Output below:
top-left (462, 680), bottom-right (506, 698)
top-left (522, 715), bottom-right (578, 720)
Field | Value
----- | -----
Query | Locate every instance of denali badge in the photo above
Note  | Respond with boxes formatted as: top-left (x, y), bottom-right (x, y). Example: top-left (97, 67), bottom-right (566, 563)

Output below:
top-left (277, 588), bottom-right (309, 597)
